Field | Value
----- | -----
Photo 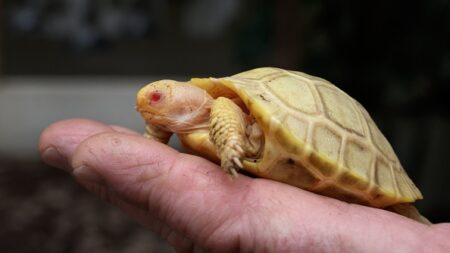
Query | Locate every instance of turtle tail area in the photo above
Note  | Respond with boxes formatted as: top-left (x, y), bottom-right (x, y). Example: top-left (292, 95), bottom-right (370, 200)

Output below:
top-left (386, 203), bottom-right (431, 225)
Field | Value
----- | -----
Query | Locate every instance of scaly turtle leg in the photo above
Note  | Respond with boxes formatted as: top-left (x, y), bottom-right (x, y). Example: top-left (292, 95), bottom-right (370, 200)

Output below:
top-left (144, 124), bottom-right (172, 144)
top-left (210, 97), bottom-right (262, 176)
top-left (387, 203), bottom-right (431, 225)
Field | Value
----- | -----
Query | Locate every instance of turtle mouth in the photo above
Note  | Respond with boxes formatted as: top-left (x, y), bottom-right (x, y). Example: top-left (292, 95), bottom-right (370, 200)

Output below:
top-left (136, 107), bottom-right (157, 121)
top-left (138, 108), bottom-right (210, 133)
top-left (136, 107), bottom-right (167, 126)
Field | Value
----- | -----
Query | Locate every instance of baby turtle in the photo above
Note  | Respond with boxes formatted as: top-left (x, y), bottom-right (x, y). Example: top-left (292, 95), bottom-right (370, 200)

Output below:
top-left (136, 67), bottom-right (429, 224)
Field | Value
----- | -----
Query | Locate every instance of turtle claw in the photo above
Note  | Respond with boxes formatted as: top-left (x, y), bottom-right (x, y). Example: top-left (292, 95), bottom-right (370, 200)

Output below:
top-left (235, 145), bottom-right (245, 155)
top-left (221, 156), bottom-right (243, 178)
top-left (233, 157), bottom-right (243, 169)
top-left (228, 157), bottom-right (243, 178)
top-left (229, 167), bottom-right (239, 178)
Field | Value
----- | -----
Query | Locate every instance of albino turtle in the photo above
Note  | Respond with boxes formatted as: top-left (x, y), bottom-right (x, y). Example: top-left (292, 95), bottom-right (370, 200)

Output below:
top-left (136, 67), bottom-right (429, 224)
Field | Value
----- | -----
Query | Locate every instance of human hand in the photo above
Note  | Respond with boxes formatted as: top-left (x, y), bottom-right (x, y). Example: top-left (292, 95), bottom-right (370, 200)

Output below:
top-left (39, 119), bottom-right (450, 253)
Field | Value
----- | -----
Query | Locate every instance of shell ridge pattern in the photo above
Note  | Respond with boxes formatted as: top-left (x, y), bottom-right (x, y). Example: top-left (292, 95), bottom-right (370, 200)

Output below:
top-left (353, 101), bottom-right (379, 195)
top-left (306, 77), bottom-right (349, 178)
top-left (388, 161), bottom-right (402, 201)
top-left (263, 72), bottom-right (320, 115)
top-left (221, 67), bottom-right (421, 204)
top-left (236, 71), bottom-right (326, 182)
top-left (308, 80), bottom-right (398, 197)
top-left (368, 155), bottom-right (380, 197)
top-left (316, 84), bottom-right (365, 137)
top-left (396, 172), bottom-right (411, 199)
top-left (253, 71), bottom-right (352, 188)
top-left (312, 74), bottom-right (409, 200)
top-left (303, 77), bottom-right (376, 183)
top-left (250, 71), bottom-right (372, 182)
top-left (336, 133), bottom-right (348, 177)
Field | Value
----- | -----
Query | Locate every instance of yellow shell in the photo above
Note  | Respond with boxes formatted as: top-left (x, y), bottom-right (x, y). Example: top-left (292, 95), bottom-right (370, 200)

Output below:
top-left (191, 67), bottom-right (422, 208)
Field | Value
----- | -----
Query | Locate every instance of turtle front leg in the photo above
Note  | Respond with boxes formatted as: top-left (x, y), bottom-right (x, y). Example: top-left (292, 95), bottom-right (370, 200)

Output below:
top-left (210, 97), bottom-right (250, 177)
top-left (144, 124), bottom-right (172, 144)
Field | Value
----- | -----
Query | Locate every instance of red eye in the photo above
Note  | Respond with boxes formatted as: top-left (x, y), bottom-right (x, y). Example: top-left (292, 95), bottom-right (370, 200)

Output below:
top-left (150, 92), bottom-right (162, 103)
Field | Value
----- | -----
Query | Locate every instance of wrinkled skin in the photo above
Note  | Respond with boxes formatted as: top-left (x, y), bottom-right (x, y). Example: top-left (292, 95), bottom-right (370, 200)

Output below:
top-left (39, 119), bottom-right (450, 253)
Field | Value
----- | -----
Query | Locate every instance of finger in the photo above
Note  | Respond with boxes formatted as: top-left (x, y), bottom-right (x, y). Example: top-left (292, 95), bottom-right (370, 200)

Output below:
top-left (71, 131), bottom-right (255, 251)
top-left (109, 124), bottom-right (141, 135)
top-left (39, 118), bottom-right (134, 170)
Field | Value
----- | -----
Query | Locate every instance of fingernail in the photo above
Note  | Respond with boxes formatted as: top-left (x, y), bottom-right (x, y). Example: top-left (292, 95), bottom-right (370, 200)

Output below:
top-left (73, 165), bottom-right (102, 185)
top-left (42, 146), bottom-right (68, 170)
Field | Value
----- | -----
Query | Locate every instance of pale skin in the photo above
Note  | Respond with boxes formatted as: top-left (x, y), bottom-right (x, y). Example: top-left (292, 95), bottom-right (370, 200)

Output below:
top-left (39, 119), bottom-right (450, 253)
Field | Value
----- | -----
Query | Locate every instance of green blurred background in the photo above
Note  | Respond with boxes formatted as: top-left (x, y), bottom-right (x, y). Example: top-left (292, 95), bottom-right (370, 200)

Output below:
top-left (1, 1), bottom-right (449, 252)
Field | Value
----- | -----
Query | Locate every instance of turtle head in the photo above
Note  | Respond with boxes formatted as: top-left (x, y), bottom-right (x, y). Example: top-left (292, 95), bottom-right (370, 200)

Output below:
top-left (136, 80), bottom-right (213, 133)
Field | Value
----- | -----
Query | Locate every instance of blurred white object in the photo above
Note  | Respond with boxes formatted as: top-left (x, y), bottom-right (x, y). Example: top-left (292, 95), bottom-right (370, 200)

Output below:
top-left (0, 77), bottom-right (161, 158)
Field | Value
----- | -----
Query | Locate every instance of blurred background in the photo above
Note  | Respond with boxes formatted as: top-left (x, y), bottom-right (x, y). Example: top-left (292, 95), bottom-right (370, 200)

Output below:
top-left (1, 0), bottom-right (449, 252)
